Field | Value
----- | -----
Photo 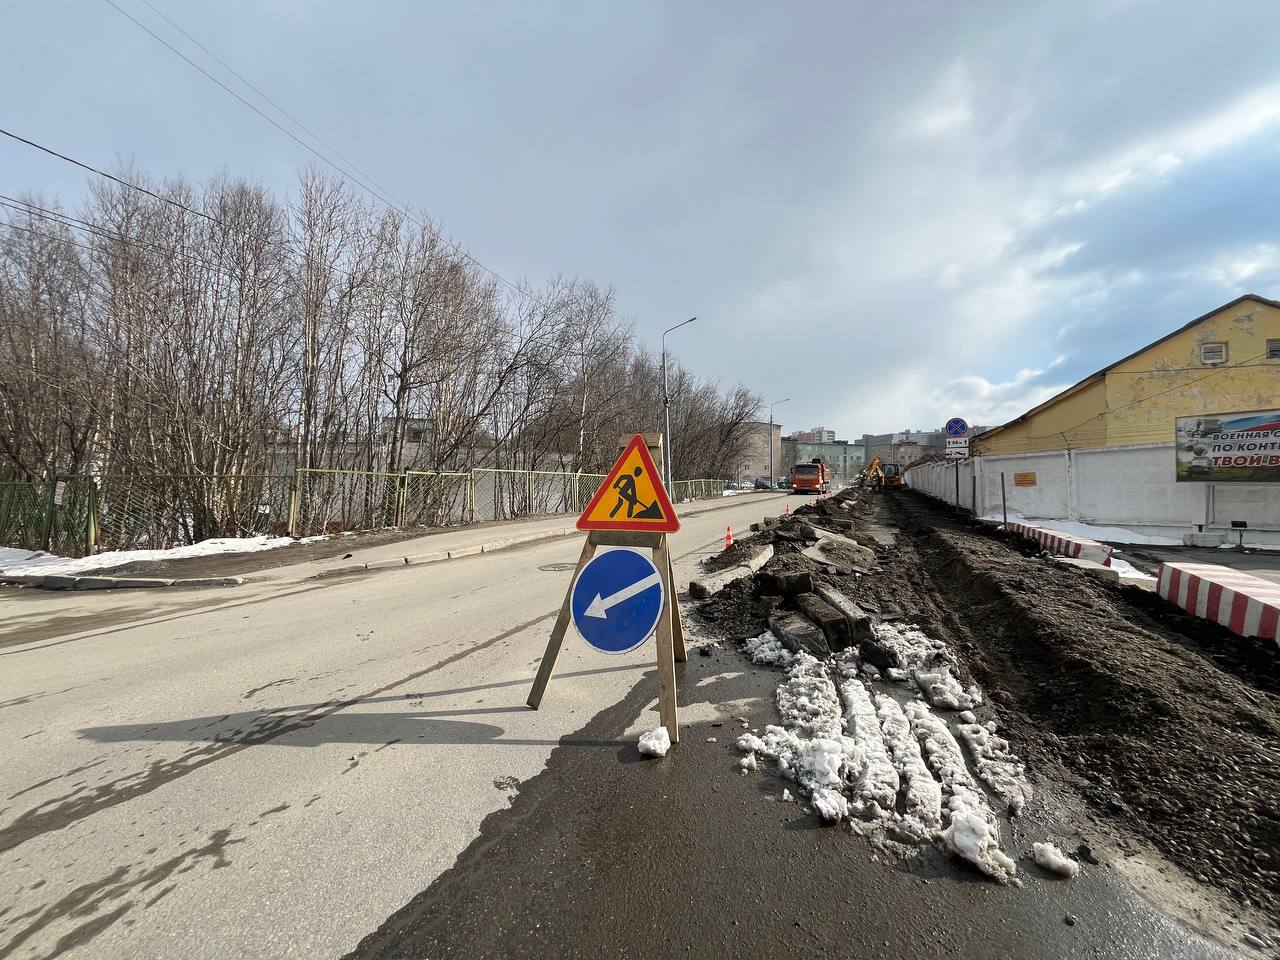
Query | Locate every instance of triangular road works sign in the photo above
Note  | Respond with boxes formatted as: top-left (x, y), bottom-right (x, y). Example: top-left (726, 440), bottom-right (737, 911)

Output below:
top-left (577, 435), bottom-right (681, 533)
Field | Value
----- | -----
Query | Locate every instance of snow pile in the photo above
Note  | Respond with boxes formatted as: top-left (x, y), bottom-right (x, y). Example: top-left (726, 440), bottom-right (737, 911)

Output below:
top-left (735, 654), bottom-right (863, 822)
top-left (832, 653), bottom-right (899, 818)
top-left (956, 720), bottom-right (1033, 816)
top-left (744, 631), bottom-right (794, 667)
top-left (0, 535), bottom-right (302, 577)
top-left (874, 694), bottom-right (943, 840)
top-left (906, 702), bottom-right (1017, 883)
top-left (913, 666), bottom-right (976, 710)
top-left (637, 726), bottom-right (672, 757)
top-left (1033, 841), bottom-right (1080, 878)
top-left (871, 621), bottom-right (950, 672)
top-left (1108, 557), bottom-right (1157, 583)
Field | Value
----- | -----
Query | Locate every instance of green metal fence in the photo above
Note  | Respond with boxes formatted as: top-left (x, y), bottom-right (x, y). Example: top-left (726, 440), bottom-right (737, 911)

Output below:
top-left (95, 474), bottom-right (294, 551)
top-left (0, 469), bottom-right (728, 558)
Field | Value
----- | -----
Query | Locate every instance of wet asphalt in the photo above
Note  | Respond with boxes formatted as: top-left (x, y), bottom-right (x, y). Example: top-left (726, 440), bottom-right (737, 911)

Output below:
top-left (344, 643), bottom-right (1241, 960)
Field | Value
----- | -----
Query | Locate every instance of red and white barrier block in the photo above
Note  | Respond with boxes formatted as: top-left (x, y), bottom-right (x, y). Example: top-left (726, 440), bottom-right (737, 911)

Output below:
top-left (1007, 522), bottom-right (1113, 567)
top-left (1157, 562), bottom-right (1280, 644)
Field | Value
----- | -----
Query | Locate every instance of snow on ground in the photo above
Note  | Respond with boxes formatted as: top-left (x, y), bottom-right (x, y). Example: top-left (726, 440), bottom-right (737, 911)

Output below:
top-left (735, 621), bottom-right (1033, 881)
top-left (1033, 841), bottom-right (1081, 878)
top-left (0, 535), bottom-right (318, 577)
top-left (956, 720), bottom-right (1032, 816)
top-left (831, 652), bottom-right (899, 820)
top-left (913, 666), bottom-right (976, 710)
top-left (983, 514), bottom-right (1181, 546)
top-left (736, 653), bottom-right (861, 822)
top-left (871, 621), bottom-right (950, 672)
top-left (905, 702), bottom-right (1018, 883)
top-left (1107, 557), bottom-right (1157, 583)
top-left (637, 727), bottom-right (671, 757)
top-left (874, 695), bottom-right (943, 840)
top-left (744, 631), bottom-right (794, 667)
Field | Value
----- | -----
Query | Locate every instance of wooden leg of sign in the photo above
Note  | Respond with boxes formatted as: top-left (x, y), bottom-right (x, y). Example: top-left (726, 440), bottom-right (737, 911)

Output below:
top-left (666, 548), bottom-right (686, 663)
top-left (653, 536), bottom-right (679, 743)
top-left (527, 536), bottom-right (597, 709)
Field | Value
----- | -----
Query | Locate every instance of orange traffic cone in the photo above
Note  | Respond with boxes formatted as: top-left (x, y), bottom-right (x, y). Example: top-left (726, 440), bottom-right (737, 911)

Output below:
top-left (784, 504), bottom-right (790, 515)
top-left (724, 525), bottom-right (733, 550)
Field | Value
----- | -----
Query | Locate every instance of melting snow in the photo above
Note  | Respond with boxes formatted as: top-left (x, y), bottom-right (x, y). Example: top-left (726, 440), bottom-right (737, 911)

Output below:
top-left (1033, 841), bottom-right (1081, 877)
top-left (956, 720), bottom-right (1032, 816)
top-left (637, 727), bottom-right (671, 757)
top-left (906, 702), bottom-right (1018, 883)
top-left (0, 535), bottom-right (310, 576)
top-left (744, 631), bottom-right (795, 667)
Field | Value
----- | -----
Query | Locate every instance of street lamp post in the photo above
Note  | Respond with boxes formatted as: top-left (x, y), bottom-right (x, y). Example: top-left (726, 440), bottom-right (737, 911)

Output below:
top-left (661, 317), bottom-right (696, 493)
top-left (768, 398), bottom-right (790, 489)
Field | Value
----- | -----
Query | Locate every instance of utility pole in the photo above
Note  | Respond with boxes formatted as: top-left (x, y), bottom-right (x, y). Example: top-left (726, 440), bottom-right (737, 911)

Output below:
top-left (661, 317), bottom-right (696, 493)
top-left (768, 398), bottom-right (790, 489)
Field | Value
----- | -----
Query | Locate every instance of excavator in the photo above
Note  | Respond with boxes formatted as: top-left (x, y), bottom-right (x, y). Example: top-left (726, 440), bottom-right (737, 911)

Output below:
top-left (858, 457), bottom-right (904, 491)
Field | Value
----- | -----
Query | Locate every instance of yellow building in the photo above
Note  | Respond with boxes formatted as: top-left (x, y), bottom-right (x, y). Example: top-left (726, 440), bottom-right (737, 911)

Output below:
top-left (974, 294), bottom-right (1280, 455)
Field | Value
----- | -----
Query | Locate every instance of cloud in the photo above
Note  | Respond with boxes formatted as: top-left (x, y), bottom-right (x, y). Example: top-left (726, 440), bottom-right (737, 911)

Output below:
top-left (931, 367), bottom-right (1074, 426)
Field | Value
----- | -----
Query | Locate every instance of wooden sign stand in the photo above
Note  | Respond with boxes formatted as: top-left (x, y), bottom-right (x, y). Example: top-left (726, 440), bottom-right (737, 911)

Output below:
top-left (526, 435), bottom-right (685, 744)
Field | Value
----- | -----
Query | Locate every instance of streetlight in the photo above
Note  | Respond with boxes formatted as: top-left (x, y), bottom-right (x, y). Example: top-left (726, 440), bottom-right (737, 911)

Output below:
top-left (769, 398), bottom-right (790, 489)
top-left (661, 317), bottom-right (696, 493)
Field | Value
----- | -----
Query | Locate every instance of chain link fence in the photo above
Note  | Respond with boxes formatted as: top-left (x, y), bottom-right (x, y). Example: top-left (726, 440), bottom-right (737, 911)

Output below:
top-left (0, 468), bottom-right (727, 558)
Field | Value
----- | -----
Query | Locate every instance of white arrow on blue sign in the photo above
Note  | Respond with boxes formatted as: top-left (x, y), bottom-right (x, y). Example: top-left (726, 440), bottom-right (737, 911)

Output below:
top-left (571, 548), bottom-right (665, 654)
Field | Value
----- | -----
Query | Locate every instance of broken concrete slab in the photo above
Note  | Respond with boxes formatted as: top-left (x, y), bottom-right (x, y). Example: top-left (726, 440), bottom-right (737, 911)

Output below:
top-left (1053, 555), bottom-right (1120, 583)
top-left (759, 567), bottom-right (814, 597)
top-left (768, 609), bottom-right (830, 659)
top-left (813, 583), bottom-right (875, 648)
top-left (688, 544), bottom-right (774, 600)
top-left (793, 592), bottom-right (853, 651)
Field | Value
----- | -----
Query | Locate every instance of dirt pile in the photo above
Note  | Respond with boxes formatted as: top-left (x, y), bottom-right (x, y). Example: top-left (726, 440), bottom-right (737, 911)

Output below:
top-left (883, 491), bottom-right (1280, 921)
top-left (694, 484), bottom-right (1280, 930)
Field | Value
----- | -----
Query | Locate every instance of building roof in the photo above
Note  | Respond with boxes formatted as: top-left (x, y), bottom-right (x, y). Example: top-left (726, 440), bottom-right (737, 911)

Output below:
top-left (972, 293), bottom-right (1280, 445)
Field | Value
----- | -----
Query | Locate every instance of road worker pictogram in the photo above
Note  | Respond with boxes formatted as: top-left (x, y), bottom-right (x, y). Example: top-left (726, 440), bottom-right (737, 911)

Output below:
top-left (577, 434), bottom-right (680, 532)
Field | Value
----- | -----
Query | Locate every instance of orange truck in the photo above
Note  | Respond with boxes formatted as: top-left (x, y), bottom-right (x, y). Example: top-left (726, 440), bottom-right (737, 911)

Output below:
top-left (791, 458), bottom-right (831, 494)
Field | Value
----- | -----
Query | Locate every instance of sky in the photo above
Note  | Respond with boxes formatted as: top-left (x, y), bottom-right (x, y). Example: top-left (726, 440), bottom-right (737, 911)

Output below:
top-left (5, 0), bottom-right (1280, 438)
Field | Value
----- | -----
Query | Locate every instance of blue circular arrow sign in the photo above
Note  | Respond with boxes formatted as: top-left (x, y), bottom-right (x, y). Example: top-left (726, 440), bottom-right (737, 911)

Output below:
top-left (571, 548), bottom-right (664, 654)
top-left (945, 417), bottom-right (969, 438)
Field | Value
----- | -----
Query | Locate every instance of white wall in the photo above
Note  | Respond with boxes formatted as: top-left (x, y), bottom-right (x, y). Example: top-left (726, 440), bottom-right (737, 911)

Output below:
top-left (905, 442), bottom-right (1280, 545)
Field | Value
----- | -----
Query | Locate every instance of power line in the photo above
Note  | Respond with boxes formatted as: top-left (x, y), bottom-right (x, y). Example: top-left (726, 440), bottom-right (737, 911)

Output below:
top-left (0, 127), bottom-right (362, 284)
top-left (0, 196), bottom-right (293, 290)
top-left (101, 0), bottom-right (536, 306)
top-left (133, 0), bottom-right (400, 208)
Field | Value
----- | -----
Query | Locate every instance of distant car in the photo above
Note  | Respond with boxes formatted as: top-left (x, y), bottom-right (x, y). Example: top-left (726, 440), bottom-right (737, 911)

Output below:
top-left (753, 477), bottom-right (773, 490)
top-left (1188, 456), bottom-right (1212, 476)
top-left (777, 476), bottom-right (792, 489)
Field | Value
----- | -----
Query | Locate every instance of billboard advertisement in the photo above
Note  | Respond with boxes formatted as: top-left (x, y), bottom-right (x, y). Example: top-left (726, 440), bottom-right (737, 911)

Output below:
top-left (1175, 409), bottom-right (1280, 482)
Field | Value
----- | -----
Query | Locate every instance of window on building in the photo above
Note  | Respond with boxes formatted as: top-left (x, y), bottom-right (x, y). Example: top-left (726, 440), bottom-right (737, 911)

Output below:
top-left (1200, 342), bottom-right (1227, 364)
top-left (1268, 339), bottom-right (1280, 359)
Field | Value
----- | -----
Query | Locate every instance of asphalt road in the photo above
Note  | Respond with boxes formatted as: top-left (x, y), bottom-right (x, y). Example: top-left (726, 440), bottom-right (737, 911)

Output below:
top-left (0, 493), bottom-right (791, 960)
top-left (0, 490), bottom-right (1248, 960)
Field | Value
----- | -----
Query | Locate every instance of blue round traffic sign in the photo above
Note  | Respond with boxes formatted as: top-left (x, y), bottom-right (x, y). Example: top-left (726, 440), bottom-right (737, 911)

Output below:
top-left (945, 418), bottom-right (969, 438)
top-left (571, 548), bottom-right (664, 654)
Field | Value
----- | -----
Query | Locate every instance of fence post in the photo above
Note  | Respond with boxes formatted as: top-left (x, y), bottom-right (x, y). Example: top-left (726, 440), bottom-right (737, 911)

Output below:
top-left (1000, 472), bottom-right (1008, 526)
top-left (468, 472), bottom-right (476, 524)
top-left (85, 478), bottom-right (99, 555)
top-left (40, 477), bottom-right (59, 552)
top-left (395, 473), bottom-right (408, 527)
top-left (287, 470), bottom-right (301, 538)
